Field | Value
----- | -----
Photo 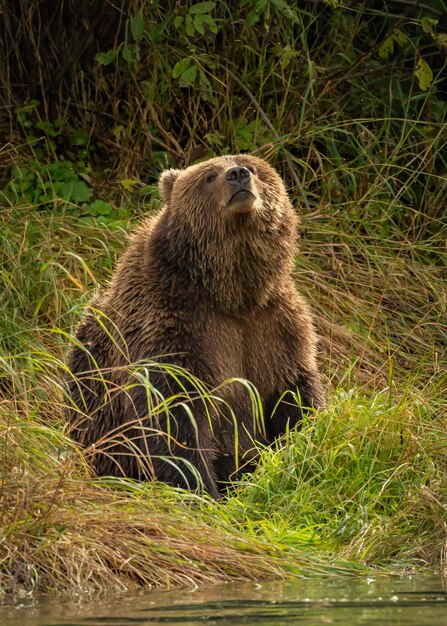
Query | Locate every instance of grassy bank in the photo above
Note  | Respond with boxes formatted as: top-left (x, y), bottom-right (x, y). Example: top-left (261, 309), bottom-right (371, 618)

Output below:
top-left (0, 174), bottom-right (445, 595)
top-left (1, 0), bottom-right (446, 598)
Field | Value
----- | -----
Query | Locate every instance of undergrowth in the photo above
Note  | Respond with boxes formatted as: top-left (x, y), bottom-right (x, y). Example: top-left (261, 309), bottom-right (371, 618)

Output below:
top-left (0, 189), bottom-right (445, 595)
top-left (0, 0), bottom-right (446, 598)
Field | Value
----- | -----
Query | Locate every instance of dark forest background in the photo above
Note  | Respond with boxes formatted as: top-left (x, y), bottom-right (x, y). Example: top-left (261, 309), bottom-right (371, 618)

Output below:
top-left (1, 0), bottom-right (446, 228)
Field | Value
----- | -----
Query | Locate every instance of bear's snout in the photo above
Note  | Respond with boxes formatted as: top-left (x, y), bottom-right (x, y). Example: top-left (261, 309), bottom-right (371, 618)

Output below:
top-left (225, 166), bottom-right (251, 190)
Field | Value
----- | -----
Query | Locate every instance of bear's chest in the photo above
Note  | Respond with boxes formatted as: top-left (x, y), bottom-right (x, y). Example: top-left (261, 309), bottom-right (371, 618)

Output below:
top-left (202, 308), bottom-right (289, 399)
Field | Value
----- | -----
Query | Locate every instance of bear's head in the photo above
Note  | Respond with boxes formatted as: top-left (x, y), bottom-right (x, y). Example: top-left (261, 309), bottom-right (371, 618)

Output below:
top-left (155, 155), bottom-right (298, 312)
top-left (158, 155), bottom-right (294, 232)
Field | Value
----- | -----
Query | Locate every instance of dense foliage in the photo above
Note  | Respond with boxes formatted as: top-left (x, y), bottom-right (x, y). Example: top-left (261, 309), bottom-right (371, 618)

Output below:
top-left (2, 1), bottom-right (447, 213)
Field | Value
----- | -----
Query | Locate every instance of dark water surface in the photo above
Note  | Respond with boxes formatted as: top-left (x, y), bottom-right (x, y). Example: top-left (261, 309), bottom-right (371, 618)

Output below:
top-left (2, 575), bottom-right (446, 626)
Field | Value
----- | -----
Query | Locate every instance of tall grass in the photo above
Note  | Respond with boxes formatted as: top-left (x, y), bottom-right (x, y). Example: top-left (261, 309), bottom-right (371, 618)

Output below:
top-left (0, 0), bottom-right (446, 597)
top-left (1, 180), bottom-right (445, 595)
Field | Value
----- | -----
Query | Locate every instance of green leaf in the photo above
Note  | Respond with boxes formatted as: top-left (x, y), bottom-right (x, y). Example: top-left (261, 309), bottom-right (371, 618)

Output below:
top-left (421, 17), bottom-right (437, 34)
top-left (246, 0), bottom-right (269, 28)
top-left (61, 180), bottom-right (93, 203)
top-left (15, 100), bottom-right (39, 118)
top-left (280, 46), bottom-right (295, 70)
top-left (435, 33), bottom-right (447, 49)
top-left (247, 13), bottom-right (260, 27)
top-left (179, 65), bottom-right (198, 87)
top-left (203, 131), bottom-right (224, 147)
top-left (89, 200), bottom-right (113, 216)
top-left (172, 58), bottom-right (191, 78)
top-left (391, 29), bottom-right (408, 47)
top-left (95, 50), bottom-right (116, 66)
top-left (194, 14), bottom-right (217, 35)
top-left (120, 178), bottom-right (141, 191)
top-left (233, 119), bottom-right (265, 151)
top-left (189, 2), bottom-right (216, 15)
top-left (378, 36), bottom-right (394, 60)
top-left (36, 120), bottom-right (59, 138)
top-left (139, 80), bottom-right (152, 98)
top-left (48, 161), bottom-right (77, 181)
top-left (174, 16), bottom-right (184, 29)
top-left (378, 30), bottom-right (408, 60)
top-left (122, 46), bottom-right (133, 62)
top-left (415, 57), bottom-right (433, 91)
top-left (130, 15), bottom-right (145, 41)
top-left (146, 22), bottom-right (168, 43)
top-left (185, 14), bottom-right (195, 37)
top-left (253, 0), bottom-right (268, 15)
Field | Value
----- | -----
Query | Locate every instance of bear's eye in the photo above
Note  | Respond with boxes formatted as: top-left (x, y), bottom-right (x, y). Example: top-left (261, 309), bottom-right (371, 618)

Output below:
top-left (206, 172), bottom-right (217, 183)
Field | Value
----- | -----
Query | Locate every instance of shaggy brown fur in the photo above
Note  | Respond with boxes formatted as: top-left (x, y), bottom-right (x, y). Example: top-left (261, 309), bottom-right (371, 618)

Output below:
top-left (67, 155), bottom-right (324, 498)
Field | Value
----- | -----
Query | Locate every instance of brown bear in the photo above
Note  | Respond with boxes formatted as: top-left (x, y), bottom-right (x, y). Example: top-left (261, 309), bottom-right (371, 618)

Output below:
top-left (67, 154), bottom-right (324, 498)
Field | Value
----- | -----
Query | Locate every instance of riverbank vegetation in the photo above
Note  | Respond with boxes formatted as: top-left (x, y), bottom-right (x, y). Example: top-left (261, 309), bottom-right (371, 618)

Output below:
top-left (1, 0), bottom-right (446, 596)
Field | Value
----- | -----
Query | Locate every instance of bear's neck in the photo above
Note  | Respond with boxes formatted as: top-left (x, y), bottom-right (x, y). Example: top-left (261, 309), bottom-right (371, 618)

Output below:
top-left (151, 210), bottom-right (295, 315)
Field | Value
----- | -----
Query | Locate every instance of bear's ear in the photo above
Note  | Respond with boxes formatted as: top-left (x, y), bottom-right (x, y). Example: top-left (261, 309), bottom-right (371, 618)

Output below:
top-left (159, 168), bottom-right (181, 203)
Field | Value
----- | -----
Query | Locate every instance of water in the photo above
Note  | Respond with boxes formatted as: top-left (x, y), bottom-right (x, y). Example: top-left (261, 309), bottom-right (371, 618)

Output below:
top-left (1, 575), bottom-right (446, 626)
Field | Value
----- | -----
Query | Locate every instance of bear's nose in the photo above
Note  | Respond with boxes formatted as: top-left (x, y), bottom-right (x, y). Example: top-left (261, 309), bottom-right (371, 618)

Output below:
top-left (225, 166), bottom-right (251, 189)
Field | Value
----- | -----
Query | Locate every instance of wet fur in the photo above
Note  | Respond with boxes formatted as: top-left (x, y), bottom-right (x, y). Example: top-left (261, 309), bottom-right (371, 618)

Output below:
top-left (67, 155), bottom-right (324, 498)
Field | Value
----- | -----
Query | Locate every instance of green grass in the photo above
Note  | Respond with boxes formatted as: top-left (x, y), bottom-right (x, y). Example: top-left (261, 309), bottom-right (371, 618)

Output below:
top-left (227, 387), bottom-right (446, 563)
top-left (0, 174), bottom-right (445, 595)
top-left (0, 0), bottom-right (446, 598)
